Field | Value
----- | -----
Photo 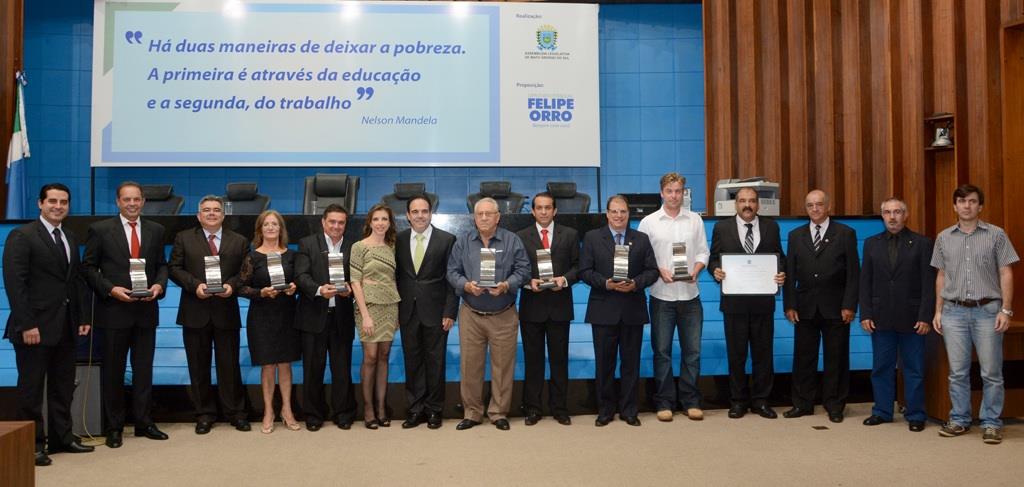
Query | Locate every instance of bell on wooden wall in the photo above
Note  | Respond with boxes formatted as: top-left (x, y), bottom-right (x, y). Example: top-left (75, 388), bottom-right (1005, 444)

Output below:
top-left (932, 125), bottom-right (953, 147)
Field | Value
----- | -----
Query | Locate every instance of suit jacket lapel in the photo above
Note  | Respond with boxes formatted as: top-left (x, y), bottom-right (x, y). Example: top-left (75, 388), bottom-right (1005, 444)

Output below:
top-left (112, 217), bottom-right (133, 260)
top-left (418, 227), bottom-right (444, 277)
top-left (817, 224), bottom-right (837, 254)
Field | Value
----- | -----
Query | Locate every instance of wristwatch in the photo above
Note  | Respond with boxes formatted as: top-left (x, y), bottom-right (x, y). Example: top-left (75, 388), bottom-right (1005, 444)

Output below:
top-left (1000, 308), bottom-right (1014, 317)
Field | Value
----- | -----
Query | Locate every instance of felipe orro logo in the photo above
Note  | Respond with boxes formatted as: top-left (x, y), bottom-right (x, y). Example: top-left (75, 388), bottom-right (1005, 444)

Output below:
top-left (536, 24), bottom-right (558, 51)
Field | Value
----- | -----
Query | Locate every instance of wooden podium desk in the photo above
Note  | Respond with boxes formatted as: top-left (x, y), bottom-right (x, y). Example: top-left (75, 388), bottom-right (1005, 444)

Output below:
top-left (0, 421), bottom-right (34, 487)
top-left (923, 320), bottom-right (1024, 420)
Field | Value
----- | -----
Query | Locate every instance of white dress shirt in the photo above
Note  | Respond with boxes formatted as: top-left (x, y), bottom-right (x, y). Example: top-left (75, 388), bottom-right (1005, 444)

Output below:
top-left (39, 217), bottom-right (70, 263)
top-left (536, 222), bottom-right (554, 248)
top-left (317, 233), bottom-right (344, 307)
top-left (203, 228), bottom-right (223, 253)
top-left (809, 218), bottom-right (830, 243)
top-left (637, 206), bottom-right (709, 301)
top-left (120, 214), bottom-right (142, 251)
top-left (735, 215), bottom-right (760, 251)
top-left (409, 224), bottom-right (434, 262)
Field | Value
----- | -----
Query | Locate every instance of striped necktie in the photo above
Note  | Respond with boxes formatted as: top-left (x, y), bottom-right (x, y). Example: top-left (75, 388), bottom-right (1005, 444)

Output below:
top-left (744, 223), bottom-right (754, 254)
top-left (813, 224), bottom-right (822, 252)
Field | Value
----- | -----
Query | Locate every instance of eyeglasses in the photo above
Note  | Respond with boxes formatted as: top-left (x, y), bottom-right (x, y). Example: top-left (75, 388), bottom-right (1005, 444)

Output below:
top-left (200, 208), bottom-right (223, 214)
top-left (475, 211), bottom-right (499, 217)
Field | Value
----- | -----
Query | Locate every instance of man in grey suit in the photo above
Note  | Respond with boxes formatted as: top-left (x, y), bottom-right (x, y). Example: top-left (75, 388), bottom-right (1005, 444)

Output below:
top-left (396, 195), bottom-right (459, 429)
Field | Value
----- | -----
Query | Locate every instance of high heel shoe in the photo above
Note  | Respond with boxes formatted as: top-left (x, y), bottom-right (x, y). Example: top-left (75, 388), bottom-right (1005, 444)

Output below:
top-left (364, 418), bottom-right (379, 430)
top-left (376, 403), bottom-right (391, 427)
top-left (283, 420), bottom-right (301, 431)
top-left (261, 419), bottom-right (275, 434)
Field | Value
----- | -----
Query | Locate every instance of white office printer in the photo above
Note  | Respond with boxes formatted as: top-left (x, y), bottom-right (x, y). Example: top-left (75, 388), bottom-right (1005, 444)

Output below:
top-left (713, 178), bottom-right (780, 216)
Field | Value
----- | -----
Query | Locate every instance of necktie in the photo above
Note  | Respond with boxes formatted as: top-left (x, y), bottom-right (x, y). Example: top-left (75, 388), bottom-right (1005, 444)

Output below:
top-left (615, 233), bottom-right (623, 245)
top-left (743, 223), bottom-right (754, 254)
top-left (53, 228), bottom-right (69, 267)
top-left (129, 221), bottom-right (141, 258)
top-left (813, 224), bottom-right (822, 252)
top-left (413, 234), bottom-right (425, 273)
top-left (888, 233), bottom-right (898, 270)
top-left (208, 234), bottom-right (218, 256)
top-left (541, 228), bottom-right (550, 249)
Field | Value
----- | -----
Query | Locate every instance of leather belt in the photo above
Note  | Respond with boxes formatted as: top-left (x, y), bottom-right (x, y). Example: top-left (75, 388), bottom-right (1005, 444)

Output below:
top-left (466, 304), bottom-right (513, 316)
top-left (948, 298), bottom-right (997, 308)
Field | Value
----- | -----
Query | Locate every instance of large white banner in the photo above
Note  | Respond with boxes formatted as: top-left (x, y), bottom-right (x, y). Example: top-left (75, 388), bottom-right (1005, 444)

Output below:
top-left (91, 0), bottom-right (600, 167)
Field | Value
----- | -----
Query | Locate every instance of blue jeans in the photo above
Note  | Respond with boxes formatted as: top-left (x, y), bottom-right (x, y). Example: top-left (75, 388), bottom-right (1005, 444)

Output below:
top-left (941, 300), bottom-right (1004, 428)
top-left (650, 297), bottom-right (703, 410)
top-left (870, 330), bottom-right (925, 422)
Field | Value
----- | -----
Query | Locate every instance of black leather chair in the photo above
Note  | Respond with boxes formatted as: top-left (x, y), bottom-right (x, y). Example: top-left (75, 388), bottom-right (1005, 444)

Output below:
top-left (466, 181), bottom-right (526, 214)
top-left (546, 181), bottom-right (592, 213)
top-left (223, 182), bottom-right (270, 214)
top-left (140, 184), bottom-right (184, 215)
top-left (302, 173), bottom-right (360, 215)
top-left (380, 182), bottom-right (439, 215)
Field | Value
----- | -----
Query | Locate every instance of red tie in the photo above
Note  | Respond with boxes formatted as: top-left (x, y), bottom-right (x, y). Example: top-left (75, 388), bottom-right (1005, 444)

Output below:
top-left (129, 221), bottom-right (141, 258)
top-left (208, 234), bottom-right (218, 256)
top-left (541, 228), bottom-right (550, 249)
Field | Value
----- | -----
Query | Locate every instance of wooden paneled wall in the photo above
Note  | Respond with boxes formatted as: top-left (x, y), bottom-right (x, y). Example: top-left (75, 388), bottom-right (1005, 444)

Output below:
top-left (704, 0), bottom-right (1013, 238)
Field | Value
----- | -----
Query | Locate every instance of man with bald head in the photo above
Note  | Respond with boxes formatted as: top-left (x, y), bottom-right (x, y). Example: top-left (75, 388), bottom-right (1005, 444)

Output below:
top-left (447, 198), bottom-right (531, 431)
top-left (783, 189), bottom-right (860, 423)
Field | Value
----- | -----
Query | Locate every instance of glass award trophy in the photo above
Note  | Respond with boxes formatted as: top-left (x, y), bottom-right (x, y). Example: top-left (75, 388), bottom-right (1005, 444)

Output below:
top-left (611, 245), bottom-right (631, 282)
top-left (203, 255), bottom-right (226, 294)
top-left (327, 252), bottom-right (348, 293)
top-left (671, 242), bottom-right (693, 282)
top-left (478, 248), bottom-right (499, 288)
top-left (129, 258), bottom-right (153, 298)
top-left (536, 249), bottom-right (558, 290)
top-left (267, 252), bottom-right (289, 291)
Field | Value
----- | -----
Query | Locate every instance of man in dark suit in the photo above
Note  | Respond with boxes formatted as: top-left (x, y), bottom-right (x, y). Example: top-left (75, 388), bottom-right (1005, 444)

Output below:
top-left (168, 195), bottom-right (251, 434)
top-left (709, 187), bottom-right (786, 419)
top-left (516, 192), bottom-right (579, 426)
top-left (83, 181), bottom-right (170, 447)
top-left (579, 195), bottom-right (659, 427)
top-left (4, 183), bottom-right (95, 466)
top-left (396, 195), bottom-right (458, 429)
top-left (859, 198), bottom-right (934, 432)
top-left (783, 189), bottom-right (860, 423)
top-left (294, 203), bottom-right (358, 431)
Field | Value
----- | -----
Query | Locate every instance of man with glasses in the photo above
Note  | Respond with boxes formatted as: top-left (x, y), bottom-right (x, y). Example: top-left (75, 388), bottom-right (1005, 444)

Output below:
top-left (168, 195), bottom-right (251, 434)
top-left (446, 198), bottom-right (530, 431)
top-left (859, 198), bottom-right (934, 432)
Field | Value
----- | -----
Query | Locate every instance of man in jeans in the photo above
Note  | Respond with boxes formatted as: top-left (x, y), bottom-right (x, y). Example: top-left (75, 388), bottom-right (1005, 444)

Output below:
top-left (932, 184), bottom-right (1018, 444)
top-left (637, 173), bottom-right (709, 421)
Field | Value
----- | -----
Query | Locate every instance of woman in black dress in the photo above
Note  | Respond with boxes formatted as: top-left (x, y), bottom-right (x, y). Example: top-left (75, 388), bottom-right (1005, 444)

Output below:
top-left (238, 210), bottom-right (301, 433)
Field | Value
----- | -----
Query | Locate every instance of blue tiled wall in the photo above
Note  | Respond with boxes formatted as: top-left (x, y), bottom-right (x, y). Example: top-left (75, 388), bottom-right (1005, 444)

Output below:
top-left (21, 2), bottom-right (705, 215)
top-left (0, 218), bottom-right (885, 386)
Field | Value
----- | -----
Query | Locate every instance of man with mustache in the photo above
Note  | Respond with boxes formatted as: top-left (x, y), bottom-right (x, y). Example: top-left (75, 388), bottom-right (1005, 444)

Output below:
top-left (859, 198), bottom-right (934, 432)
top-left (709, 187), bottom-right (786, 419)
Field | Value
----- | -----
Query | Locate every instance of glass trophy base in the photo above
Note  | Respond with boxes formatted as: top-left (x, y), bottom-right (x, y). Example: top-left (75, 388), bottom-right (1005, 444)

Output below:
top-left (272, 283), bottom-right (289, 291)
top-left (611, 277), bottom-right (633, 283)
top-left (537, 279), bottom-right (558, 290)
top-left (130, 290), bottom-right (153, 298)
top-left (477, 281), bottom-right (499, 288)
top-left (332, 283), bottom-right (349, 293)
top-left (205, 286), bottom-right (226, 295)
top-left (672, 275), bottom-right (694, 282)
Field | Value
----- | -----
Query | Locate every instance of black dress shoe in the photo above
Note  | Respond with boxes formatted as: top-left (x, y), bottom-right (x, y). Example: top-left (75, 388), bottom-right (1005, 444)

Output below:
top-left (51, 439), bottom-right (95, 453)
top-left (828, 411), bottom-right (844, 423)
top-left (554, 415), bottom-right (572, 425)
top-left (752, 404), bottom-right (778, 419)
top-left (622, 416), bottom-right (641, 427)
top-left (402, 412), bottom-right (427, 429)
top-left (595, 416), bottom-right (613, 427)
top-left (494, 418), bottom-right (511, 430)
top-left (862, 415), bottom-right (890, 426)
top-left (524, 413), bottom-right (541, 426)
top-left (364, 419), bottom-right (379, 430)
top-left (427, 413), bottom-right (443, 429)
top-left (105, 431), bottom-right (123, 448)
top-left (35, 451), bottom-right (52, 466)
top-left (336, 420), bottom-right (353, 430)
top-left (783, 407), bottom-right (813, 419)
top-left (306, 422), bottom-right (322, 432)
top-left (134, 425), bottom-right (169, 440)
top-left (455, 419), bottom-right (480, 430)
top-left (230, 419), bottom-right (251, 432)
top-left (195, 421), bottom-right (213, 435)
top-left (909, 421), bottom-right (925, 432)
top-left (728, 404), bottom-right (748, 419)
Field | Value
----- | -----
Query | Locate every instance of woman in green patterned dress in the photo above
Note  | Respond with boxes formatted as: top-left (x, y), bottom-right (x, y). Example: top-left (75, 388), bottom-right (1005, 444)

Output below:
top-left (350, 203), bottom-right (401, 429)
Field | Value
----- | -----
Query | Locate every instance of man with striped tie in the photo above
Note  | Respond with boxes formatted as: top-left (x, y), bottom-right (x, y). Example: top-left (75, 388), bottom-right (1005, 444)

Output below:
top-left (783, 189), bottom-right (860, 423)
top-left (709, 187), bottom-right (786, 419)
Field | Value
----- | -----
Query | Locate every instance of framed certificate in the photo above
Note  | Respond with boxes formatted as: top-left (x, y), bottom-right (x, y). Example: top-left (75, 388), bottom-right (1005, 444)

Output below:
top-left (721, 253), bottom-right (779, 295)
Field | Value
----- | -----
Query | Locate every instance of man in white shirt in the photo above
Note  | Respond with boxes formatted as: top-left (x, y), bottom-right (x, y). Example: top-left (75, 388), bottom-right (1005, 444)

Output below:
top-left (637, 173), bottom-right (710, 422)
